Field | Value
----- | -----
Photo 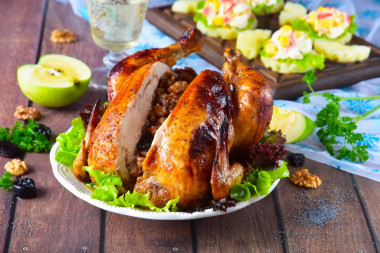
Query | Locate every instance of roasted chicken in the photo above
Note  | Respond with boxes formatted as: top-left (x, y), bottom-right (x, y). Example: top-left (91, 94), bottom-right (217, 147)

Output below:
top-left (134, 70), bottom-right (241, 208)
top-left (74, 28), bottom-right (274, 210)
top-left (223, 49), bottom-right (273, 154)
top-left (107, 28), bottom-right (204, 102)
top-left (88, 62), bottom-right (172, 190)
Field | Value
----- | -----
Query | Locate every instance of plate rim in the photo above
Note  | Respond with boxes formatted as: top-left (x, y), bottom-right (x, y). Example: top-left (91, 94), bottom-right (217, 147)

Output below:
top-left (50, 141), bottom-right (280, 220)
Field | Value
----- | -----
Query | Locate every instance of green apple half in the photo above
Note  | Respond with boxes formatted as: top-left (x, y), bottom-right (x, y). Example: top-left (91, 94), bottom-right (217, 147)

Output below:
top-left (17, 54), bottom-right (91, 107)
top-left (269, 106), bottom-right (316, 143)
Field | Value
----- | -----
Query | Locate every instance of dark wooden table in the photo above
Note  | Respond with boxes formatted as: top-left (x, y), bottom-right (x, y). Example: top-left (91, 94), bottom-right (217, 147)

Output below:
top-left (1, 1), bottom-right (379, 252)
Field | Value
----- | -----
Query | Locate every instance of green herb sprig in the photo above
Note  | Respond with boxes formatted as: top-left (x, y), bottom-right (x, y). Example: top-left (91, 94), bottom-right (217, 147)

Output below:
top-left (0, 172), bottom-right (14, 190)
top-left (0, 120), bottom-right (52, 152)
top-left (302, 70), bottom-right (380, 162)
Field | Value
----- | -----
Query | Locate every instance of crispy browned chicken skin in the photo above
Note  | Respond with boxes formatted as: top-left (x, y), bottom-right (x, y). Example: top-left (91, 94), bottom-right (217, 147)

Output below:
top-left (223, 49), bottom-right (274, 153)
top-left (107, 28), bottom-right (204, 102)
top-left (81, 37), bottom-right (273, 209)
top-left (134, 70), bottom-right (237, 209)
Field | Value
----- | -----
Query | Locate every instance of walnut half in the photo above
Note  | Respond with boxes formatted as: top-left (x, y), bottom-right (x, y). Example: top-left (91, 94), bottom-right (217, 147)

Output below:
top-left (14, 105), bottom-right (41, 120)
top-left (50, 29), bottom-right (77, 43)
top-left (290, 168), bottom-right (322, 188)
top-left (5, 159), bottom-right (28, 176)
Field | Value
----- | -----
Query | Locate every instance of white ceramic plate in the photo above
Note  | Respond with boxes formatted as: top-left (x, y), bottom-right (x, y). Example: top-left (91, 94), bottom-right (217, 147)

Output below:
top-left (50, 141), bottom-right (280, 220)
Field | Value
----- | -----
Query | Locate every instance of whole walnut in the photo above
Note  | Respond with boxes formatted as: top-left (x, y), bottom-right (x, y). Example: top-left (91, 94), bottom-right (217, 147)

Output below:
top-left (5, 159), bottom-right (28, 176)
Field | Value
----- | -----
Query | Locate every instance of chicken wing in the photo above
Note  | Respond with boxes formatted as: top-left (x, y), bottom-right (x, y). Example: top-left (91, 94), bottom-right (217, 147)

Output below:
top-left (223, 49), bottom-right (274, 154)
top-left (134, 70), bottom-right (235, 209)
top-left (107, 28), bottom-right (203, 102)
top-left (73, 99), bottom-right (100, 182)
top-left (88, 62), bottom-right (172, 190)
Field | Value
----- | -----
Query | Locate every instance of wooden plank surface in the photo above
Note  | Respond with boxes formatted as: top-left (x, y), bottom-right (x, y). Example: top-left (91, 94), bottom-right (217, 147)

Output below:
top-left (194, 196), bottom-right (283, 253)
top-left (353, 175), bottom-right (380, 251)
top-left (105, 215), bottom-right (193, 252)
top-left (276, 159), bottom-right (376, 252)
top-left (6, 1), bottom-right (106, 252)
top-left (0, 0), bottom-right (47, 250)
top-left (146, 6), bottom-right (380, 100)
top-left (1, 1), bottom-right (380, 252)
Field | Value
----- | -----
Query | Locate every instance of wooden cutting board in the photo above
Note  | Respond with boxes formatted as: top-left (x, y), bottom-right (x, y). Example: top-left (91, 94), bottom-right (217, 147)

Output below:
top-left (146, 6), bottom-right (380, 99)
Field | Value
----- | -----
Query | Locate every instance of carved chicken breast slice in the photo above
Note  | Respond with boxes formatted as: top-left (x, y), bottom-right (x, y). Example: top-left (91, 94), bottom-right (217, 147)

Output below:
top-left (88, 62), bottom-right (172, 190)
top-left (134, 70), bottom-right (236, 209)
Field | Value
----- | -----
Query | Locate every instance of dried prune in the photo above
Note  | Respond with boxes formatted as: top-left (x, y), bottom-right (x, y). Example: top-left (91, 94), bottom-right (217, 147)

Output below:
top-left (0, 140), bottom-right (21, 158)
top-left (137, 133), bottom-right (153, 151)
top-left (34, 124), bottom-right (52, 139)
top-left (13, 178), bottom-right (37, 199)
top-left (287, 153), bottom-right (305, 167)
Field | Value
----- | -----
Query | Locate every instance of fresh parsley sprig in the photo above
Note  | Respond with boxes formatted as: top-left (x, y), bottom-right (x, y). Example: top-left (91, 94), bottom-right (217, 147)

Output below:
top-left (0, 172), bottom-right (14, 190)
top-left (302, 70), bottom-right (380, 162)
top-left (0, 120), bottom-right (52, 152)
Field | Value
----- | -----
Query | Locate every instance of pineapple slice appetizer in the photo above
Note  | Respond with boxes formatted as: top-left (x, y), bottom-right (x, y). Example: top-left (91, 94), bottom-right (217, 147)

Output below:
top-left (194, 0), bottom-right (258, 40)
top-left (314, 39), bottom-right (371, 63)
top-left (261, 51), bottom-right (321, 74)
top-left (236, 29), bottom-right (272, 59)
top-left (172, 0), bottom-right (198, 14)
top-left (196, 20), bottom-right (258, 40)
top-left (279, 2), bottom-right (307, 26)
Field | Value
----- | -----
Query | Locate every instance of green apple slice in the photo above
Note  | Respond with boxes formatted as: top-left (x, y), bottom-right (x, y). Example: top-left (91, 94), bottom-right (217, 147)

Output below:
top-left (269, 106), bottom-right (316, 143)
top-left (18, 54), bottom-right (91, 107)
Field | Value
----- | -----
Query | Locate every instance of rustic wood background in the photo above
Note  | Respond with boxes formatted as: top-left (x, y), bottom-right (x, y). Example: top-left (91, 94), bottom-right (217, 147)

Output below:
top-left (0, 1), bottom-right (379, 252)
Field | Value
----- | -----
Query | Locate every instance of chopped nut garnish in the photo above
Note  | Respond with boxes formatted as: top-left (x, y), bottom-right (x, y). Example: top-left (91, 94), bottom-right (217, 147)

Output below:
top-left (5, 159), bottom-right (28, 176)
top-left (290, 168), bottom-right (322, 188)
top-left (50, 29), bottom-right (77, 43)
top-left (14, 105), bottom-right (41, 120)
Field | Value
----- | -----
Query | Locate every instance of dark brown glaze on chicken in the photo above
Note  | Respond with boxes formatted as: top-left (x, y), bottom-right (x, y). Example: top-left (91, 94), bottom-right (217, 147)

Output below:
top-left (107, 28), bottom-right (204, 102)
top-left (134, 70), bottom-right (236, 209)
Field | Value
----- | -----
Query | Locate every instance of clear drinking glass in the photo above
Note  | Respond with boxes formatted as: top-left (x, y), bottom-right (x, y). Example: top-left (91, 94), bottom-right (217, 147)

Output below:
top-left (86, 0), bottom-right (149, 88)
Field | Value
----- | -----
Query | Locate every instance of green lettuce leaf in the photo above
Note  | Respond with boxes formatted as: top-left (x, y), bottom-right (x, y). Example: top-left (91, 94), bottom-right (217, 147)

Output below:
top-left (291, 15), bottom-right (357, 40)
top-left (92, 185), bottom-right (119, 202)
top-left (346, 15), bottom-right (357, 34)
top-left (230, 162), bottom-right (289, 200)
top-left (84, 166), bottom-right (179, 212)
top-left (261, 48), bottom-right (325, 72)
top-left (251, 0), bottom-right (278, 14)
top-left (83, 166), bottom-right (122, 187)
top-left (55, 117), bottom-right (85, 167)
